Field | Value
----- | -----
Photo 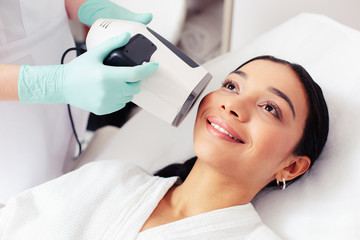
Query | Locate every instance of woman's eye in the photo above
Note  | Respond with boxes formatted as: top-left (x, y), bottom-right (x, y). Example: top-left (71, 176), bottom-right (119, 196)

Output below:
top-left (259, 102), bottom-right (282, 119)
top-left (264, 104), bottom-right (275, 113)
top-left (222, 80), bottom-right (238, 93)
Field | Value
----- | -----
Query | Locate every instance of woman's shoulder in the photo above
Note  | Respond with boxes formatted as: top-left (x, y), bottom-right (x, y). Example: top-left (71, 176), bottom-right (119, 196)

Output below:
top-left (0, 160), bottom-right (178, 238)
top-left (3, 160), bottom-right (154, 213)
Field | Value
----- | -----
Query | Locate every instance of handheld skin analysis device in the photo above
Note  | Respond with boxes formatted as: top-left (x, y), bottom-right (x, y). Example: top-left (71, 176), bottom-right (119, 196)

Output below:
top-left (86, 19), bottom-right (212, 127)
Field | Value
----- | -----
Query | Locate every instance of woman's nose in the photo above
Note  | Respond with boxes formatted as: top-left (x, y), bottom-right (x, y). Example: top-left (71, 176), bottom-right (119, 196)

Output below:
top-left (221, 104), bottom-right (250, 122)
top-left (221, 105), bottom-right (238, 117)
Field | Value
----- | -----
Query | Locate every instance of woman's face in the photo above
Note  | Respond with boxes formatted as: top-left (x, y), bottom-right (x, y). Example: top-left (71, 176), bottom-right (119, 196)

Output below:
top-left (193, 59), bottom-right (309, 188)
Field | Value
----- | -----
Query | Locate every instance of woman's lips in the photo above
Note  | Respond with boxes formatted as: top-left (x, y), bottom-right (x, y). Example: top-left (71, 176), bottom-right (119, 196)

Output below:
top-left (206, 116), bottom-right (245, 144)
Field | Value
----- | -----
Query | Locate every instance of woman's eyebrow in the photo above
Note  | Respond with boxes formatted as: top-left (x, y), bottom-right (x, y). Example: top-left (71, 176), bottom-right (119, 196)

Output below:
top-left (268, 87), bottom-right (296, 118)
top-left (231, 70), bottom-right (247, 79)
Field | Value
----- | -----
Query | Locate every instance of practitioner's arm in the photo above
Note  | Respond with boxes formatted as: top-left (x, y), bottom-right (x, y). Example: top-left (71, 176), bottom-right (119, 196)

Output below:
top-left (0, 64), bottom-right (21, 101)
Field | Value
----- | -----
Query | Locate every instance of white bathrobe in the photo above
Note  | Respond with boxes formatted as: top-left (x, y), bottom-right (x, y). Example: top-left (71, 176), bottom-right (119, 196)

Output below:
top-left (0, 160), bottom-right (281, 240)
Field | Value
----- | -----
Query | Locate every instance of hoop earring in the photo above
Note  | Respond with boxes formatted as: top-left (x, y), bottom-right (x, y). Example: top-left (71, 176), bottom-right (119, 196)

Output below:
top-left (276, 177), bottom-right (286, 190)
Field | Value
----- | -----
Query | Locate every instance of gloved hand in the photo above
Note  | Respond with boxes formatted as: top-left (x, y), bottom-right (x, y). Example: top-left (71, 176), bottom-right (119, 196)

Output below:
top-left (18, 33), bottom-right (158, 115)
top-left (78, 0), bottom-right (152, 26)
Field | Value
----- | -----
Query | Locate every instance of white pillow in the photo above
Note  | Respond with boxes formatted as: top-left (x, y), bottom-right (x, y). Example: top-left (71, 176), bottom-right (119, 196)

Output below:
top-left (96, 13), bottom-right (360, 239)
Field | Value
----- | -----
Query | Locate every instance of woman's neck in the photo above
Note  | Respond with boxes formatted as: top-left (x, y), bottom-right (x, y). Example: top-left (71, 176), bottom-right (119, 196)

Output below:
top-left (140, 159), bottom-right (260, 232)
top-left (166, 159), bottom-right (257, 218)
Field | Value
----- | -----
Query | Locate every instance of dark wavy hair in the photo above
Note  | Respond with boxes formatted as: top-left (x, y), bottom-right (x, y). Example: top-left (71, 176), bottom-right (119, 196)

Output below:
top-left (155, 55), bottom-right (329, 188)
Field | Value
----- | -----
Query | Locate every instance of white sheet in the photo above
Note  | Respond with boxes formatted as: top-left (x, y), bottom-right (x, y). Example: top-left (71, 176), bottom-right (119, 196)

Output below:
top-left (92, 13), bottom-right (360, 239)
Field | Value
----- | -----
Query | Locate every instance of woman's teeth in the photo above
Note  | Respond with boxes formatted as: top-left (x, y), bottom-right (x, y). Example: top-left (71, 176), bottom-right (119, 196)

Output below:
top-left (210, 122), bottom-right (243, 143)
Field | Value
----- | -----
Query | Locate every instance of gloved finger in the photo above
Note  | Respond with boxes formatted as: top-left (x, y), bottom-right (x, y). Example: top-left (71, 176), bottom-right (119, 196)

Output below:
top-left (109, 6), bottom-right (153, 25)
top-left (123, 62), bottom-right (159, 83)
top-left (98, 103), bottom-right (127, 115)
top-left (93, 106), bottom-right (121, 116)
top-left (130, 13), bottom-right (153, 25)
top-left (116, 103), bottom-right (127, 110)
top-left (116, 95), bottom-right (134, 104)
top-left (92, 100), bottom-right (128, 115)
top-left (120, 80), bottom-right (142, 96)
top-left (90, 33), bottom-right (131, 60)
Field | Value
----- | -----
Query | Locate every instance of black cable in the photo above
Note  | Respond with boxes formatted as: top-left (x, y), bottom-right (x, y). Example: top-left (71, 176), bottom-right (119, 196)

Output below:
top-left (67, 104), bottom-right (82, 156)
top-left (61, 47), bottom-right (86, 157)
top-left (61, 47), bottom-right (78, 65)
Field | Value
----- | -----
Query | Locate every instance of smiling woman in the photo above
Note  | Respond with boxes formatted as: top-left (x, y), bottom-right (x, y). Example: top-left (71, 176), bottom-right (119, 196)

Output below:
top-left (137, 55), bottom-right (329, 237)
top-left (156, 55), bottom-right (329, 190)
top-left (0, 55), bottom-right (329, 240)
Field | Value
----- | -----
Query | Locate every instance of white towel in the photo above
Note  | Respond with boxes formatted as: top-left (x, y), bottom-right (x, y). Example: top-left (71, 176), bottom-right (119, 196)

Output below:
top-left (180, 1), bottom-right (223, 63)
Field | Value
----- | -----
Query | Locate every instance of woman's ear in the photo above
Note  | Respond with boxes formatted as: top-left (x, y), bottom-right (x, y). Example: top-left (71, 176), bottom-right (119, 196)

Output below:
top-left (278, 155), bottom-right (311, 181)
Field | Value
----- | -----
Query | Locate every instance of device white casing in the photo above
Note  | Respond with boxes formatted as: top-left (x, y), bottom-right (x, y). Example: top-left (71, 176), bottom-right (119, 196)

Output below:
top-left (86, 19), bottom-right (212, 126)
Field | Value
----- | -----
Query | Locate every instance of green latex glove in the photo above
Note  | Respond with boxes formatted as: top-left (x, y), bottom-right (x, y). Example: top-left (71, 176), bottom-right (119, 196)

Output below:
top-left (18, 33), bottom-right (159, 115)
top-left (78, 0), bottom-right (153, 26)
